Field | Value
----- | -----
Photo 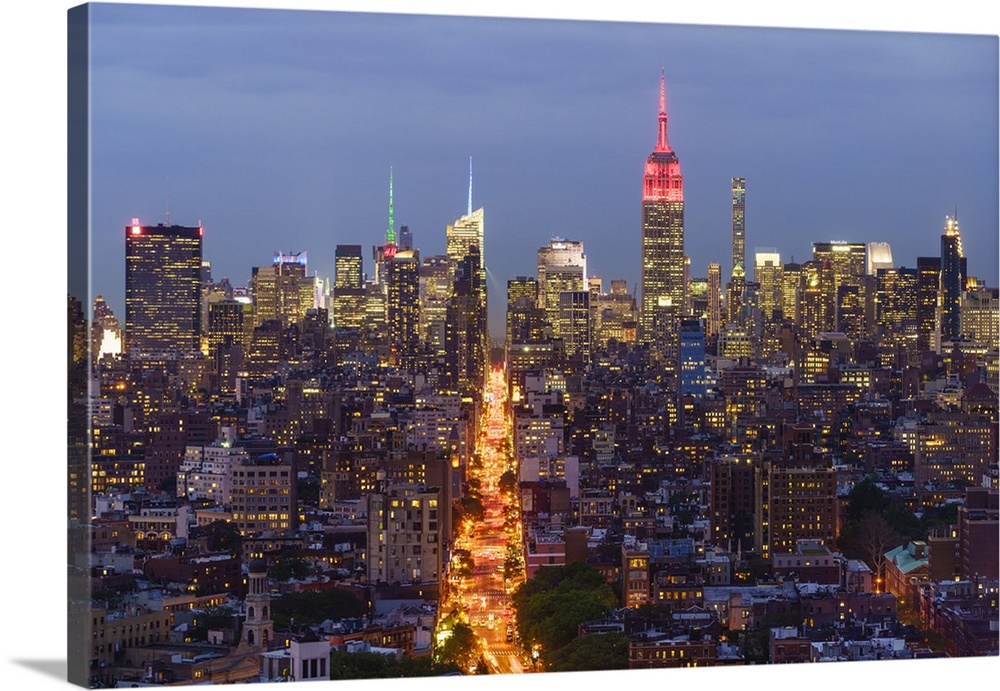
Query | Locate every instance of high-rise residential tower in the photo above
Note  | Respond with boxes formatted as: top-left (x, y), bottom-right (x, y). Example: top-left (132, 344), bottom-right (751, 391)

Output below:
top-left (707, 263), bottom-right (722, 338)
top-left (639, 71), bottom-right (684, 345)
top-left (124, 218), bottom-right (203, 355)
top-left (732, 177), bottom-right (746, 281)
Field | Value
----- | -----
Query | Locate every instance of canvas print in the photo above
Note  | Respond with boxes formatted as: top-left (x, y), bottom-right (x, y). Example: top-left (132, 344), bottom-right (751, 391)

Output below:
top-left (67, 2), bottom-right (999, 688)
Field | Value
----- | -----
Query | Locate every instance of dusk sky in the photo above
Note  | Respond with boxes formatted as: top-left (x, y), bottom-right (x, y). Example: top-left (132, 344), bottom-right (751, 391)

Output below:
top-left (87, 3), bottom-right (999, 338)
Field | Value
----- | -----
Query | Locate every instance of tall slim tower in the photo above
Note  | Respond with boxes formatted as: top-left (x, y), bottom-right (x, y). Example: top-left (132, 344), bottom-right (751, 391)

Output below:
top-left (639, 70), bottom-right (685, 345)
top-left (940, 215), bottom-right (966, 342)
top-left (124, 218), bottom-right (203, 355)
top-left (731, 177), bottom-right (746, 281)
top-left (707, 263), bottom-right (722, 339)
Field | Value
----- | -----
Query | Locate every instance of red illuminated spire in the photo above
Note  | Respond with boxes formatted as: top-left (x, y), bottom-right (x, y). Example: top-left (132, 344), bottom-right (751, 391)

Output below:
top-left (656, 68), bottom-right (671, 153)
top-left (643, 70), bottom-right (682, 203)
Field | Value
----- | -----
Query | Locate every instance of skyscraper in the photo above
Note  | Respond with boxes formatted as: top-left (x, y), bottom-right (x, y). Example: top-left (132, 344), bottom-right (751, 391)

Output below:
top-left (812, 241), bottom-right (866, 335)
top-left (961, 287), bottom-right (999, 348)
top-left (506, 276), bottom-right (542, 346)
top-left (250, 252), bottom-right (310, 328)
top-left (124, 218), bottom-right (203, 355)
top-left (867, 242), bottom-right (894, 275)
top-left (445, 201), bottom-right (486, 348)
top-left (639, 70), bottom-right (684, 345)
top-left (731, 177), bottom-right (745, 281)
top-left (537, 238), bottom-right (586, 335)
top-left (707, 263), bottom-right (722, 339)
top-left (386, 248), bottom-right (421, 367)
top-left (558, 290), bottom-right (591, 365)
top-left (940, 216), bottom-right (966, 342)
top-left (726, 263), bottom-right (746, 328)
top-left (446, 209), bottom-right (485, 288)
top-left (445, 246), bottom-right (487, 399)
top-left (679, 317), bottom-right (714, 399)
top-left (916, 256), bottom-right (942, 354)
top-left (875, 267), bottom-right (918, 328)
top-left (333, 244), bottom-right (365, 331)
top-left (419, 255), bottom-right (451, 357)
top-left (755, 250), bottom-right (782, 320)
top-left (781, 261), bottom-right (803, 326)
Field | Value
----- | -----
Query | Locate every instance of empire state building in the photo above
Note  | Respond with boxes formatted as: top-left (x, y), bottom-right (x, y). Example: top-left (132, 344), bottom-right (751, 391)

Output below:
top-left (639, 71), bottom-right (685, 347)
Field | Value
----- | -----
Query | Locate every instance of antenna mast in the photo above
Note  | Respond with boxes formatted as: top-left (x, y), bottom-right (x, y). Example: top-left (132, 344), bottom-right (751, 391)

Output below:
top-left (387, 166), bottom-right (395, 246)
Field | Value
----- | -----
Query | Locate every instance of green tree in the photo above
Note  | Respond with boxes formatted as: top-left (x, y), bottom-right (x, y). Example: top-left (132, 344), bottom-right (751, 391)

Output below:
top-left (268, 548), bottom-right (312, 581)
top-left (193, 605), bottom-right (236, 633)
top-left (459, 495), bottom-right (485, 522)
top-left (839, 476), bottom-right (923, 563)
top-left (91, 586), bottom-right (129, 610)
top-left (498, 470), bottom-right (517, 494)
top-left (189, 520), bottom-right (243, 555)
top-left (503, 542), bottom-right (524, 582)
top-left (270, 588), bottom-right (365, 629)
top-left (453, 549), bottom-right (475, 579)
top-left (739, 627), bottom-right (769, 663)
top-left (546, 632), bottom-right (629, 672)
top-left (435, 621), bottom-right (479, 671)
top-left (297, 477), bottom-right (320, 505)
top-left (513, 562), bottom-right (617, 654)
top-left (327, 650), bottom-right (456, 678)
top-left (858, 511), bottom-right (900, 590)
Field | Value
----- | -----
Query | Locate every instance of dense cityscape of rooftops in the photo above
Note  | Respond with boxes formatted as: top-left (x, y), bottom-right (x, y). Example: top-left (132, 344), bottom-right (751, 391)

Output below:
top-left (68, 67), bottom-right (998, 688)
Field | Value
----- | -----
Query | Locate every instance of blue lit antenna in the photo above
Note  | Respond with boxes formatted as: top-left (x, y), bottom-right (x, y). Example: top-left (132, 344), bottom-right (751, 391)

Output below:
top-left (467, 155), bottom-right (473, 217)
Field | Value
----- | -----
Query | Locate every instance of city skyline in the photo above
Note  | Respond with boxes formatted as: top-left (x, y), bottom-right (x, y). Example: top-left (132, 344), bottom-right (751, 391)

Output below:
top-left (86, 4), bottom-right (998, 339)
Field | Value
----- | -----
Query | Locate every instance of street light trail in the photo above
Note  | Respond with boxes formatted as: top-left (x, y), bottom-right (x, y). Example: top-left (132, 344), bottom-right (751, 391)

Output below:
top-left (442, 361), bottom-right (529, 674)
